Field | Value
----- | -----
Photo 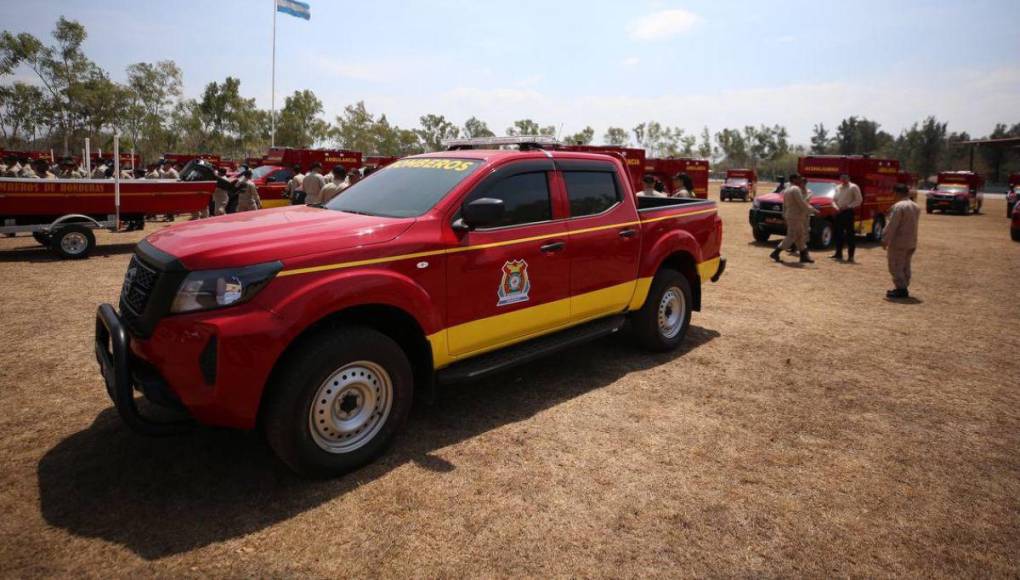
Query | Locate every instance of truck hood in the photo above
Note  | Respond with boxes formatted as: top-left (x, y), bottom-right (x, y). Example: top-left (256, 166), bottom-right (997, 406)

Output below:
top-left (756, 192), bottom-right (832, 207)
top-left (145, 206), bottom-right (415, 269)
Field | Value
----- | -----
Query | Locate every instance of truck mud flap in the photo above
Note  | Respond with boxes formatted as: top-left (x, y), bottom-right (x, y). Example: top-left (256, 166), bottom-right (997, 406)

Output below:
top-left (94, 303), bottom-right (192, 436)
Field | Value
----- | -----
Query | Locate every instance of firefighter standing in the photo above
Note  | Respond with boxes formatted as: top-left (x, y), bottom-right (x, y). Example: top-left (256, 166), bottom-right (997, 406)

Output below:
top-left (302, 162), bottom-right (326, 205)
top-left (770, 174), bottom-right (818, 263)
top-left (882, 183), bottom-right (920, 299)
top-left (212, 168), bottom-right (232, 215)
top-left (672, 173), bottom-right (693, 197)
top-left (320, 166), bottom-right (346, 204)
top-left (831, 173), bottom-right (862, 262)
top-left (236, 169), bottom-right (261, 212)
top-left (284, 164), bottom-right (305, 204)
top-left (56, 158), bottom-right (83, 178)
top-left (32, 159), bottom-right (56, 179)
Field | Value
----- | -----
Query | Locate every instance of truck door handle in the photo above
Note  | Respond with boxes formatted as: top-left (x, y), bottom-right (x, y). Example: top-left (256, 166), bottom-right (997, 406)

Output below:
top-left (540, 241), bottom-right (565, 253)
top-left (618, 228), bottom-right (637, 238)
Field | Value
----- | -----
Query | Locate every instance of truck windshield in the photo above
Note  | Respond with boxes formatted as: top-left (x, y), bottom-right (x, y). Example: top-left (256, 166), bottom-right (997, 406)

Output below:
top-left (724, 178), bottom-right (748, 187)
top-left (936, 184), bottom-right (967, 193)
top-left (252, 166), bottom-right (276, 179)
top-left (326, 158), bottom-right (482, 218)
top-left (804, 181), bottom-right (837, 198)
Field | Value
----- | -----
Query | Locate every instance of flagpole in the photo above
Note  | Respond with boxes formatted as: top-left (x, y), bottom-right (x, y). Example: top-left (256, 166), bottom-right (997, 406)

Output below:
top-left (271, 0), bottom-right (277, 147)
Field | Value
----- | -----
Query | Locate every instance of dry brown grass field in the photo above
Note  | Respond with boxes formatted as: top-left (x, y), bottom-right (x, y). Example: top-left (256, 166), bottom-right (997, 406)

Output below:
top-left (0, 184), bottom-right (1017, 577)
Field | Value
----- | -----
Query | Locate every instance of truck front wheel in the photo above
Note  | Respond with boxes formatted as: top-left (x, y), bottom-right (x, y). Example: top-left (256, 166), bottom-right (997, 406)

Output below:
top-left (631, 268), bottom-right (692, 352)
top-left (752, 227), bottom-right (770, 243)
top-left (264, 326), bottom-right (413, 477)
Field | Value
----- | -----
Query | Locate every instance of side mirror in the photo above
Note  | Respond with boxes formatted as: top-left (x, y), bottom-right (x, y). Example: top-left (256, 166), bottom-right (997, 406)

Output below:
top-left (455, 197), bottom-right (505, 231)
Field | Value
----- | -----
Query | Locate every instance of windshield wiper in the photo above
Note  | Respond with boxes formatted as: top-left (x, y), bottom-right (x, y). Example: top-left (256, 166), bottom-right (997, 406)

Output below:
top-left (339, 209), bottom-right (381, 217)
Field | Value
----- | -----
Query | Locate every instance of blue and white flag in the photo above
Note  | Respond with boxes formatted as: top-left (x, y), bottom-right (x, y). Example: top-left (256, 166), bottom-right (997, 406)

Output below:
top-left (277, 0), bottom-right (311, 20)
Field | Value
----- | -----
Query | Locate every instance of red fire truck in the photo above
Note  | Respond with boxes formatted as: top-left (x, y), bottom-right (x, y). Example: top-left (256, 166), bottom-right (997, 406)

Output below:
top-left (161, 153), bottom-right (221, 168)
top-left (926, 171), bottom-right (984, 215)
top-left (749, 155), bottom-right (900, 248)
top-left (252, 148), bottom-right (364, 208)
top-left (643, 158), bottom-right (710, 199)
top-left (364, 156), bottom-right (400, 171)
top-left (720, 169), bottom-right (757, 202)
top-left (0, 161), bottom-right (216, 258)
top-left (1005, 173), bottom-right (1020, 218)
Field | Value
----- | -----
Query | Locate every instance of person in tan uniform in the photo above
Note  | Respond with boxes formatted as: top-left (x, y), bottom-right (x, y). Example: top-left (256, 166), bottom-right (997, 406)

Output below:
top-left (882, 183), bottom-right (920, 299)
top-left (770, 174), bottom-right (818, 263)
top-left (32, 159), bottom-right (56, 179)
top-left (284, 164), bottom-right (305, 204)
top-left (236, 169), bottom-right (261, 212)
top-left (56, 158), bottom-right (84, 178)
top-left (302, 163), bottom-right (326, 205)
top-left (212, 167), bottom-right (232, 215)
top-left (320, 166), bottom-right (347, 204)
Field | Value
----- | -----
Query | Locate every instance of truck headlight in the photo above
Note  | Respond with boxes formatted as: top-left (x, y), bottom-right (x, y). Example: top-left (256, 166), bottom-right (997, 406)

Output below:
top-left (752, 198), bottom-right (761, 209)
top-left (171, 261), bottom-right (283, 314)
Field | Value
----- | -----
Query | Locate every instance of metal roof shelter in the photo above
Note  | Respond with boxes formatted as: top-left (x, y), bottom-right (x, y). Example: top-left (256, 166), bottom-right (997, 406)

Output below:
top-left (954, 136), bottom-right (1020, 173)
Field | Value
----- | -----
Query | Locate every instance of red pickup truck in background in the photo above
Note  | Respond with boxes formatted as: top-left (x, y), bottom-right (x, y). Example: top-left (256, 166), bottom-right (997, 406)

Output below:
top-left (748, 155), bottom-right (900, 248)
top-left (95, 138), bottom-right (726, 476)
top-left (720, 169), bottom-right (757, 202)
top-left (248, 148), bottom-right (364, 208)
top-left (927, 171), bottom-right (985, 215)
top-left (1005, 172), bottom-right (1020, 218)
top-left (644, 158), bottom-right (710, 198)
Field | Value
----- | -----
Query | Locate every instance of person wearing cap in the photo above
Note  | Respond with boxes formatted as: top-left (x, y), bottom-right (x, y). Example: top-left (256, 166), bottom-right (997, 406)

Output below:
top-left (302, 162), bottom-right (326, 205)
top-left (161, 162), bottom-right (181, 180)
top-left (882, 183), bottom-right (921, 299)
top-left (144, 162), bottom-right (162, 179)
top-left (284, 164), bottom-right (305, 204)
top-left (831, 173), bottom-right (863, 262)
top-left (32, 159), bottom-right (56, 179)
top-left (236, 169), bottom-right (262, 212)
top-left (56, 158), bottom-right (83, 179)
top-left (320, 166), bottom-right (348, 204)
top-left (672, 173), bottom-right (693, 197)
top-left (17, 158), bottom-right (37, 178)
top-left (212, 167), bottom-right (232, 215)
top-left (91, 160), bottom-right (110, 179)
top-left (770, 173), bottom-right (818, 263)
top-left (344, 167), bottom-right (362, 190)
top-left (0, 154), bottom-right (13, 175)
top-left (638, 175), bottom-right (666, 197)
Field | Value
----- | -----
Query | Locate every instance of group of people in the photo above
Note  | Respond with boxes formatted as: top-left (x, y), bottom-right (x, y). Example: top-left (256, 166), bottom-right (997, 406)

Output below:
top-left (639, 172), bottom-right (695, 198)
top-left (281, 162), bottom-right (371, 206)
top-left (769, 172), bottom-right (921, 299)
top-left (0, 154), bottom-right (185, 181)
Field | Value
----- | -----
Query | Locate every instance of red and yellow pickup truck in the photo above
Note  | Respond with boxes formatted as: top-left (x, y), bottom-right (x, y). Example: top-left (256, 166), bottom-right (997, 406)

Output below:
top-left (95, 140), bottom-right (725, 476)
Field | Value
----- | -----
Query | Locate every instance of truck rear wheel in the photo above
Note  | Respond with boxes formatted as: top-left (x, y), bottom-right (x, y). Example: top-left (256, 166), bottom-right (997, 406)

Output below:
top-left (752, 227), bottom-right (770, 243)
top-left (630, 268), bottom-right (692, 352)
top-left (263, 326), bottom-right (413, 477)
top-left (50, 224), bottom-right (95, 259)
top-left (867, 215), bottom-right (885, 241)
top-left (810, 221), bottom-right (833, 249)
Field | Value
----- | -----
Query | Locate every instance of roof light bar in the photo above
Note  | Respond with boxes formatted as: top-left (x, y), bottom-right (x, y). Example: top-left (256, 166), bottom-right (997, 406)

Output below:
top-left (442, 135), bottom-right (560, 150)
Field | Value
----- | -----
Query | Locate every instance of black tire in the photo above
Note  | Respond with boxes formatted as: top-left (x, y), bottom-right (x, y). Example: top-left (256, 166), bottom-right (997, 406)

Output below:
top-left (32, 232), bottom-right (51, 247)
top-left (926, 205), bottom-right (933, 214)
top-left (752, 227), bottom-right (770, 243)
top-left (49, 224), bottom-right (95, 259)
top-left (810, 220), bottom-right (834, 249)
top-left (630, 268), bottom-right (692, 352)
top-left (263, 326), bottom-right (413, 477)
top-left (867, 215), bottom-right (885, 242)
top-left (1012, 229), bottom-right (1020, 242)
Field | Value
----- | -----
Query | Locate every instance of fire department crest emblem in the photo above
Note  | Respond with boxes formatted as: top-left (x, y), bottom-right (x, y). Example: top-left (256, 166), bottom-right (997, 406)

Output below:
top-left (497, 259), bottom-right (530, 306)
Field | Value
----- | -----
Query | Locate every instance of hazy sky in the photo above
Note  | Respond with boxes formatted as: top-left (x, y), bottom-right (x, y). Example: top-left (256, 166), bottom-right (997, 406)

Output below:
top-left (3, 0), bottom-right (1019, 143)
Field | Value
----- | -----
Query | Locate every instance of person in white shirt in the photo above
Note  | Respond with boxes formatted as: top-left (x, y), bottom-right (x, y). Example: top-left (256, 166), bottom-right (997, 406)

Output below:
top-left (638, 175), bottom-right (666, 197)
top-left (672, 173), bottom-right (693, 198)
top-left (284, 165), bottom-right (305, 204)
top-left (831, 173), bottom-right (863, 262)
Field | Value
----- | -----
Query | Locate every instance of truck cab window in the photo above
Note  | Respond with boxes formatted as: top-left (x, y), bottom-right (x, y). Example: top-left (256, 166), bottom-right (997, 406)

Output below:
top-left (562, 171), bottom-right (619, 217)
top-left (469, 172), bottom-right (552, 228)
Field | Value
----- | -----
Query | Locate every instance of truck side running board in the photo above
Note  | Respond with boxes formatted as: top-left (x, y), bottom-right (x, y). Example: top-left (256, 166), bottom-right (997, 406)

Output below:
top-left (436, 314), bottom-right (627, 385)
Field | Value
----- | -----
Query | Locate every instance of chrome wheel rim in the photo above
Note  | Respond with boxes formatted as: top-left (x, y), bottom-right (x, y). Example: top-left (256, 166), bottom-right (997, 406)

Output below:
top-left (873, 219), bottom-right (884, 239)
top-left (309, 361), bottom-right (393, 454)
top-left (820, 225), bottom-right (832, 248)
top-left (657, 287), bottom-right (685, 339)
top-left (60, 232), bottom-right (88, 255)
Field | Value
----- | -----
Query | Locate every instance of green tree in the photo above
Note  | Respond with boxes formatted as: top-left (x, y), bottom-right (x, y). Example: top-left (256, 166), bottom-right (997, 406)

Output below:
top-left (1, 17), bottom-right (101, 154)
top-left (0, 82), bottom-right (44, 146)
top-left (562, 126), bottom-right (595, 145)
top-left (715, 128), bottom-right (747, 167)
top-left (697, 126), bottom-right (714, 160)
top-left (275, 89), bottom-right (328, 148)
top-left (331, 101), bottom-right (377, 153)
top-left (810, 123), bottom-right (830, 154)
top-left (506, 119), bottom-right (554, 137)
top-left (417, 114), bottom-right (459, 151)
top-left (122, 60), bottom-right (182, 160)
top-left (603, 126), bottom-right (628, 146)
top-left (462, 116), bottom-right (494, 138)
